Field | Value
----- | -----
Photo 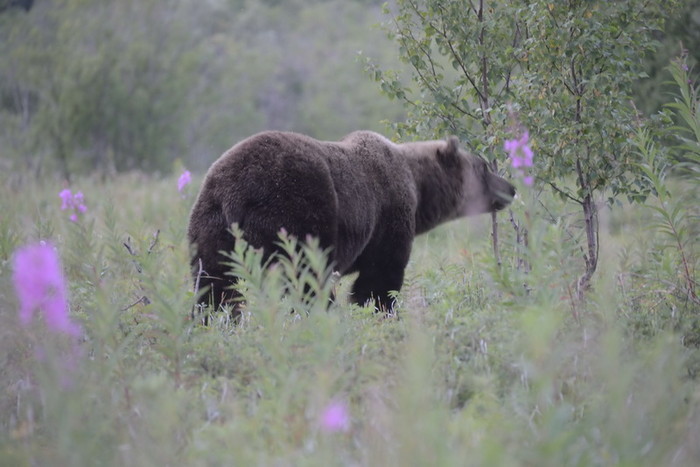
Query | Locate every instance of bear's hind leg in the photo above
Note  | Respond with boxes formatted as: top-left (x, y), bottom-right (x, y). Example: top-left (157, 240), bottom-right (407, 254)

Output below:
top-left (193, 259), bottom-right (243, 324)
top-left (240, 209), bottom-right (338, 310)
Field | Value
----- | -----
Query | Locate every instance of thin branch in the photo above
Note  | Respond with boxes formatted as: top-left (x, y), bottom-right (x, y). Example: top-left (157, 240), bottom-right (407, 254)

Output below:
top-left (194, 258), bottom-right (203, 296)
top-left (563, 81), bottom-right (575, 96)
top-left (147, 229), bottom-right (160, 254)
top-left (536, 198), bottom-right (580, 244)
top-left (478, 0), bottom-right (490, 125)
top-left (121, 295), bottom-right (151, 311)
top-left (401, 11), bottom-right (441, 82)
top-left (544, 180), bottom-right (582, 204)
top-left (500, 22), bottom-right (522, 98)
top-left (123, 237), bottom-right (137, 256)
top-left (442, 32), bottom-right (486, 104)
top-left (123, 237), bottom-right (143, 273)
top-left (429, 1), bottom-right (486, 105)
top-left (395, 10), bottom-right (479, 120)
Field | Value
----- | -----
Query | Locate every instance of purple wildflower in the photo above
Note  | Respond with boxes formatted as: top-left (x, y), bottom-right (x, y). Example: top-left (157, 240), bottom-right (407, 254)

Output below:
top-left (504, 131), bottom-right (535, 186)
top-left (320, 400), bottom-right (350, 433)
top-left (73, 192), bottom-right (87, 213)
top-left (504, 131), bottom-right (534, 168)
top-left (59, 189), bottom-right (72, 210)
top-left (12, 242), bottom-right (81, 337)
top-left (177, 170), bottom-right (192, 193)
top-left (59, 189), bottom-right (87, 222)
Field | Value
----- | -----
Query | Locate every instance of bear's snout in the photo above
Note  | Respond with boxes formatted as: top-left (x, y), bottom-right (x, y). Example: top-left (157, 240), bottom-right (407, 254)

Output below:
top-left (490, 178), bottom-right (516, 212)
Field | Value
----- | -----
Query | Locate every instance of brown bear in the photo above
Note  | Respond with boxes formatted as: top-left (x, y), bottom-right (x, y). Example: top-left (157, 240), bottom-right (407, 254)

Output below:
top-left (188, 130), bottom-right (515, 314)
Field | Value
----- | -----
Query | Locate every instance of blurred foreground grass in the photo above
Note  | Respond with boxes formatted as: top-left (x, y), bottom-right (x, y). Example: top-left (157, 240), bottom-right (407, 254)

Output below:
top-left (0, 169), bottom-right (698, 466)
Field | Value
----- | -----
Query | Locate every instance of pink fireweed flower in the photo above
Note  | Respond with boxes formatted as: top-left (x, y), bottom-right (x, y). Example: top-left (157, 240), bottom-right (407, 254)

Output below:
top-left (12, 242), bottom-right (81, 337)
top-left (504, 131), bottom-right (534, 168)
top-left (59, 189), bottom-right (87, 222)
top-left (320, 400), bottom-right (350, 433)
top-left (73, 192), bottom-right (87, 213)
top-left (178, 170), bottom-right (192, 192)
top-left (504, 131), bottom-right (535, 186)
top-left (59, 189), bottom-right (72, 210)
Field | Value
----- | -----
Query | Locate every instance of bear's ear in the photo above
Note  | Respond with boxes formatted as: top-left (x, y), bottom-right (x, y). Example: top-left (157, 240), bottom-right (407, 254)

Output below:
top-left (437, 136), bottom-right (460, 166)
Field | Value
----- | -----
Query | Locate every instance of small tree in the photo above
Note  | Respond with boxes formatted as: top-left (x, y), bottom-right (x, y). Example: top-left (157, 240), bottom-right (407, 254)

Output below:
top-left (513, 1), bottom-right (676, 297)
top-left (372, 0), bottom-right (677, 299)
top-left (367, 0), bottom-right (523, 264)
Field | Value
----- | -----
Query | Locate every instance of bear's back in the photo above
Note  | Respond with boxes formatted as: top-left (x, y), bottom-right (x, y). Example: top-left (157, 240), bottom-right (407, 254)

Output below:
top-left (206, 130), bottom-right (406, 186)
top-left (203, 130), bottom-right (415, 271)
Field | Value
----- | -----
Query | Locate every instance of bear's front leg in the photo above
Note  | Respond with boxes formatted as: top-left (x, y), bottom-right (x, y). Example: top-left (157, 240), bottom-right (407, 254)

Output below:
top-left (350, 241), bottom-right (412, 314)
top-left (351, 270), bottom-right (404, 313)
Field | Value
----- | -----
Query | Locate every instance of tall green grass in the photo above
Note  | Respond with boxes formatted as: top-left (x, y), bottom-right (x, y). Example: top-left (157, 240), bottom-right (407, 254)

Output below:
top-left (0, 165), bottom-right (697, 466)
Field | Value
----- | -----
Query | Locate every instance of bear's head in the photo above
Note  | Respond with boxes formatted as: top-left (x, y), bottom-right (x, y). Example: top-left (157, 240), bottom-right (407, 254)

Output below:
top-left (438, 136), bottom-right (516, 217)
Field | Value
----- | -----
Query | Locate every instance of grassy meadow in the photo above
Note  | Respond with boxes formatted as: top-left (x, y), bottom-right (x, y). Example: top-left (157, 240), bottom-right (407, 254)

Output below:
top-left (1, 1), bottom-right (699, 465)
top-left (0, 166), bottom-right (698, 467)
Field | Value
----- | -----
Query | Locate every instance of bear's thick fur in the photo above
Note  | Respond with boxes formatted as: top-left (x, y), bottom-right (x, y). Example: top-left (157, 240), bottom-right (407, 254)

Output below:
top-left (188, 130), bottom-right (514, 313)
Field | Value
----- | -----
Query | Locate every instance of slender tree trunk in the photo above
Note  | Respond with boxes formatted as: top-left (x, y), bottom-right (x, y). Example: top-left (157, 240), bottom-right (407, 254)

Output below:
top-left (491, 213), bottom-right (501, 266)
top-left (490, 161), bottom-right (502, 267)
top-left (570, 52), bottom-right (598, 300)
top-left (575, 158), bottom-right (598, 300)
top-left (476, 0), bottom-right (503, 267)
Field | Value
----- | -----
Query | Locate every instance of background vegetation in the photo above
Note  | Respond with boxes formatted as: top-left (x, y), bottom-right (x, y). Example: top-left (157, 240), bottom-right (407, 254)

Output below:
top-left (2, 0), bottom-right (697, 176)
top-left (0, 0), bottom-right (404, 176)
top-left (0, 0), bottom-right (699, 466)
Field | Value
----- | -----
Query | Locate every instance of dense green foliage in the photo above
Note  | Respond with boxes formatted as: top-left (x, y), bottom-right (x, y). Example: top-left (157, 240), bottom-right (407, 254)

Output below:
top-left (634, 0), bottom-right (700, 115)
top-left (0, 0), bottom-right (403, 175)
top-left (1, 0), bottom-right (696, 175)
